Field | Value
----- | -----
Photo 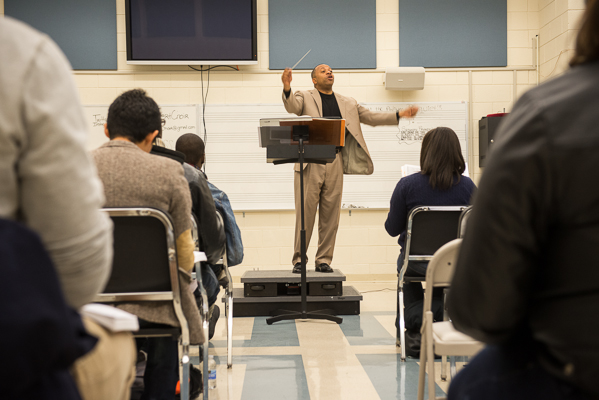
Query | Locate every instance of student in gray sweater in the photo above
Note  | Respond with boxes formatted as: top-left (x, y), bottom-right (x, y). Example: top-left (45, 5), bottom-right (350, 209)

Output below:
top-left (93, 89), bottom-right (204, 400)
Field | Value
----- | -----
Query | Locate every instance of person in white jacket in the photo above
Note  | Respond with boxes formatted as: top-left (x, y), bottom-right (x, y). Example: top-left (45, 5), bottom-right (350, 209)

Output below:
top-left (0, 16), bottom-right (134, 400)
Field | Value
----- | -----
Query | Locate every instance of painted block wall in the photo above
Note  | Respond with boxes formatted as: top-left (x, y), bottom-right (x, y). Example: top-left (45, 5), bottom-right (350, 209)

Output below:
top-left (538, 0), bottom-right (586, 79)
top-left (0, 0), bottom-right (585, 281)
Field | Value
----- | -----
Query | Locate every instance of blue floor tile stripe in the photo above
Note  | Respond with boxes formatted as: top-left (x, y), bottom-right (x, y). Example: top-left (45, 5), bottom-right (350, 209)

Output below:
top-left (211, 316), bottom-right (300, 348)
top-left (236, 355), bottom-right (310, 400)
top-left (340, 315), bottom-right (396, 346)
top-left (357, 354), bottom-right (446, 400)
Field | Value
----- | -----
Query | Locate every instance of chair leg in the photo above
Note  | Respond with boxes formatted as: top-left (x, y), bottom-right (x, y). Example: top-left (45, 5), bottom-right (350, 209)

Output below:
top-left (441, 288), bottom-right (449, 381)
top-left (399, 289), bottom-right (406, 361)
top-left (226, 283), bottom-right (233, 368)
top-left (450, 356), bottom-right (457, 379)
top-left (417, 331), bottom-right (427, 400)
top-left (202, 319), bottom-right (209, 400)
top-left (426, 313), bottom-right (436, 400)
top-left (441, 355), bottom-right (447, 381)
top-left (179, 339), bottom-right (190, 400)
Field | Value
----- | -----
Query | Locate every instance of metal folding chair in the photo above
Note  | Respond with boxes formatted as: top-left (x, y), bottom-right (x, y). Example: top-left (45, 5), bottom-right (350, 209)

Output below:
top-left (215, 252), bottom-right (234, 368)
top-left (417, 239), bottom-right (484, 400)
top-left (96, 207), bottom-right (208, 400)
top-left (457, 206), bottom-right (473, 238)
top-left (190, 216), bottom-right (211, 398)
top-left (397, 206), bottom-right (468, 361)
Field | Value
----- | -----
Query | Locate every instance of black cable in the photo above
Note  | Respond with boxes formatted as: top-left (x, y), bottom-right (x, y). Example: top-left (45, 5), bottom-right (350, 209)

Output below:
top-left (188, 64), bottom-right (240, 174)
top-left (197, 65), bottom-right (208, 173)
top-left (188, 65), bottom-right (239, 72)
top-left (360, 288), bottom-right (395, 293)
top-left (203, 67), bottom-right (210, 151)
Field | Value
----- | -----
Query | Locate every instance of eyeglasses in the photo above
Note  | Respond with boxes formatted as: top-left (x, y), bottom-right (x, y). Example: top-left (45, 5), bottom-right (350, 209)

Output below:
top-left (161, 119), bottom-right (166, 126)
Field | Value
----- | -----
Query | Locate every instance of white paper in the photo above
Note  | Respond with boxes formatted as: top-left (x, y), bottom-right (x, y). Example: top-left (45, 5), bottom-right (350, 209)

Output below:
top-left (81, 303), bottom-right (139, 332)
top-left (401, 164), bottom-right (421, 177)
top-left (194, 251), bottom-right (207, 263)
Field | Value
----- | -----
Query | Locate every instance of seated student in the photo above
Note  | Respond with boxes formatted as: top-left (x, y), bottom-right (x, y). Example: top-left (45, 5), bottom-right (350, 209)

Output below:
top-left (92, 89), bottom-right (202, 400)
top-left (0, 16), bottom-right (135, 400)
top-left (384, 127), bottom-right (475, 357)
top-left (175, 133), bottom-right (244, 273)
top-left (0, 16), bottom-right (136, 400)
top-left (448, 2), bottom-right (599, 398)
top-left (150, 143), bottom-right (225, 339)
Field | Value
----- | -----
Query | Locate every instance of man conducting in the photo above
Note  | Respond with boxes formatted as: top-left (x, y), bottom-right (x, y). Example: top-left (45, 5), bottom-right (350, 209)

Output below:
top-left (282, 64), bottom-right (419, 273)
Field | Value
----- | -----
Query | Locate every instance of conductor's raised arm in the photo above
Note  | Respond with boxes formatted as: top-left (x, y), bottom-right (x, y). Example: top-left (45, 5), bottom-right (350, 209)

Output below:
top-left (282, 67), bottom-right (305, 115)
top-left (282, 68), bottom-right (292, 92)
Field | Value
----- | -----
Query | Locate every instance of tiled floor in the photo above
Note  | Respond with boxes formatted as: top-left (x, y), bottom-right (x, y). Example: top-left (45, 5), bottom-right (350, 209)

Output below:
top-left (194, 282), bottom-right (459, 400)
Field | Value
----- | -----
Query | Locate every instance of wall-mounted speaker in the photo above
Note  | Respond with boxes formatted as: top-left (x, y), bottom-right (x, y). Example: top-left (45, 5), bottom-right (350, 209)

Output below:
top-left (384, 67), bottom-right (425, 90)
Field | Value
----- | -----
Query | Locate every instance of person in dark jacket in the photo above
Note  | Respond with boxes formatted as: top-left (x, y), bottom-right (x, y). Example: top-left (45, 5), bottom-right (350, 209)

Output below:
top-left (151, 144), bottom-right (226, 265)
top-left (150, 143), bottom-right (225, 340)
top-left (448, 2), bottom-right (599, 398)
top-left (385, 127), bottom-right (475, 357)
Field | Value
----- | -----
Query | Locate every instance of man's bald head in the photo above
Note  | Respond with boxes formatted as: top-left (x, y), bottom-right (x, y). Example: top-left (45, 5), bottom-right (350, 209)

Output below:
top-left (176, 133), bottom-right (205, 167)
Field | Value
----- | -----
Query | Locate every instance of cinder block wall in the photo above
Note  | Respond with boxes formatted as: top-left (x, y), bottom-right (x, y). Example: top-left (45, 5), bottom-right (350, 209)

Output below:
top-left (0, 0), bottom-right (585, 281)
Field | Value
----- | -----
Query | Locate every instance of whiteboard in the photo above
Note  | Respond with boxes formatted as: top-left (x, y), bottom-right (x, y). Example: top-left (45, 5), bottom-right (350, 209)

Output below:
top-left (202, 102), bottom-right (468, 211)
top-left (83, 105), bottom-right (199, 151)
top-left (83, 102), bottom-right (467, 211)
top-left (343, 102), bottom-right (468, 209)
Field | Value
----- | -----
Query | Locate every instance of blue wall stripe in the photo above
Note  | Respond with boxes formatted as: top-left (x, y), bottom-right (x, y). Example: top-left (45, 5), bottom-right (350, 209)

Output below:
top-left (268, 0), bottom-right (377, 70)
top-left (399, 0), bottom-right (507, 68)
top-left (5, 0), bottom-right (117, 70)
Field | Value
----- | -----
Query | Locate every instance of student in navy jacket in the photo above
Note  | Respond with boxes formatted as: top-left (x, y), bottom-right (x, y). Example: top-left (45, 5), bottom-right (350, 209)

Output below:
top-left (385, 127), bottom-right (475, 356)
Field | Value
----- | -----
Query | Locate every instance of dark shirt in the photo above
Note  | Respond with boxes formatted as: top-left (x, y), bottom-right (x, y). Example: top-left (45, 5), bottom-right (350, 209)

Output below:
top-left (151, 146), bottom-right (225, 264)
top-left (384, 172), bottom-right (475, 248)
top-left (318, 91), bottom-right (348, 143)
top-left (319, 91), bottom-right (342, 118)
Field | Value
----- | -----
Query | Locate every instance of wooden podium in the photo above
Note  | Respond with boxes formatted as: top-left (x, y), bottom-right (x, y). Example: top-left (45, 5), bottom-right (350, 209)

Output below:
top-left (259, 117), bottom-right (345, 325)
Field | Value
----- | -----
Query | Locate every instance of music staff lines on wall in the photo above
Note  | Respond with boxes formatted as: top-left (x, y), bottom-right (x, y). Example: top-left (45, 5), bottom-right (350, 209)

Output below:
top-left (84, 102), bottom-right (467, 210)
top-left (204, 102), bottom-right (467, 210)
top-left (342, 191), bottom-right (400, 201)
top-left (206, 133), bottom-right (256, 143)
top-left (208, 172), bottom-right (291, 184)
top-left (342, 172), bottom-right (406, 182)
top-left (210, 153), bottom-right (266, 163)
top-left (216, 192), bottom-right (294, 203)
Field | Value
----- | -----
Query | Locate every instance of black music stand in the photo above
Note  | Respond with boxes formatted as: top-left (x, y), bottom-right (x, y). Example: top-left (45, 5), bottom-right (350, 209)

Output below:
top-left (262, 123), bottom-right (342, 325)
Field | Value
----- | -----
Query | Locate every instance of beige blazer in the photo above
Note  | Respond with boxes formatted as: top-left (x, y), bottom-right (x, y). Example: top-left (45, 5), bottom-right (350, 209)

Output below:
top-left (92, 141), bottom-right (204, 344)
top-left (283, 88), bottom-right (398, 174)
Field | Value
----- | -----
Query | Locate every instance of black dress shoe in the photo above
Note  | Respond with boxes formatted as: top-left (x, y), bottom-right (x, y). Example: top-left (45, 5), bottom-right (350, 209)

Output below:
top-left (315, 263), bottom-right (334, 273)
top-left (292, 263), bottom-right (302, 273)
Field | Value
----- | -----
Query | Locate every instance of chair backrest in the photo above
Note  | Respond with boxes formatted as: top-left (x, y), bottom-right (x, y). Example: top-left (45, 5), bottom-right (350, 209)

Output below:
top-left (405, 206), bottom-right (467, 261)
top-left (457, 206), bottom-right (473, 238)
top-left (100, 208), bottom-right (180, 301)
top-left (423, 239), bottom-right (462, 313)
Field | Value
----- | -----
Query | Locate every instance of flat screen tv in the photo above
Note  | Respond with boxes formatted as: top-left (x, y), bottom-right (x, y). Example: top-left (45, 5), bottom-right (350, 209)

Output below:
top-left (126, 0), bottom-right (257, 65)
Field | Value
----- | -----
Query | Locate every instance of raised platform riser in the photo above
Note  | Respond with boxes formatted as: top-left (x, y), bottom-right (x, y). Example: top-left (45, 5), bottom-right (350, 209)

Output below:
top-left (244, 281), bottom-right (342, 297)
